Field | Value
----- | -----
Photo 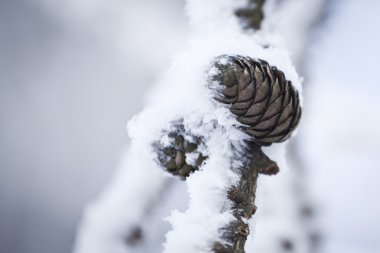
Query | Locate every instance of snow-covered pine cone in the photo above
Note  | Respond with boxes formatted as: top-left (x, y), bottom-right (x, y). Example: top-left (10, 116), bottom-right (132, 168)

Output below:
top-left (209, 55), bottom-right (301, 146)
top-left (154, 122), bottom-right (208, 179)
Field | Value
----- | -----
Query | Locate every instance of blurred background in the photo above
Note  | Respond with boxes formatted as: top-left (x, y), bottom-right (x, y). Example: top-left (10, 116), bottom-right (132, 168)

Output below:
top-left (0, 0), bottom-right (188, 252)
top-left (0, 0), bottom-right (378, 253)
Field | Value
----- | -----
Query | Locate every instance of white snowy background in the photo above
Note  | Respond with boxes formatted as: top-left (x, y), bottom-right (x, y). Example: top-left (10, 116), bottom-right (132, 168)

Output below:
top-left (0, 0), bottom-right (379, 253)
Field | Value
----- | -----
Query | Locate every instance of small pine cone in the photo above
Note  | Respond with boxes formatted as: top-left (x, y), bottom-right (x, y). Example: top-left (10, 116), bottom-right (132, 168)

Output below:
top-left (153, 121), bottom-right (208, 179)
top-left (209, 55), bottom-right (301, 146)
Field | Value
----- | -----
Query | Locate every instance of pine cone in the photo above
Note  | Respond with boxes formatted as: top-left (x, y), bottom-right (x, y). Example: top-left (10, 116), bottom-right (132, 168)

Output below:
top-left (209, 55), bottom-right (301, 146)
top-left (154, 122), bottom-right (208, 179)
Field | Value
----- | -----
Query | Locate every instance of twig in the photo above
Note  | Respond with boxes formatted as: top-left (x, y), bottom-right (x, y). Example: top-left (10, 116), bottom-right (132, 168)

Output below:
top-left (213, 142), bottom-right (278, 253)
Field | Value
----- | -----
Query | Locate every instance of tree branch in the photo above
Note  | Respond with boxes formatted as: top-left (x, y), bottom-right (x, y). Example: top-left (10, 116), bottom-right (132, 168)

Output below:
top-left (213, 142), bottom-right (278, 253)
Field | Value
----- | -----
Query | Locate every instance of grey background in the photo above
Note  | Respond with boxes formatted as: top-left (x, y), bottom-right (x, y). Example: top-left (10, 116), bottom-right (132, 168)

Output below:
top-left (0, 0), bottom-right (187, 252)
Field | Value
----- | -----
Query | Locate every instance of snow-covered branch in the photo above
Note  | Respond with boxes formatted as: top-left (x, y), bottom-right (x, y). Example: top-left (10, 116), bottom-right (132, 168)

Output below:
top-left (72, 0), bottom-right (334, 252)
